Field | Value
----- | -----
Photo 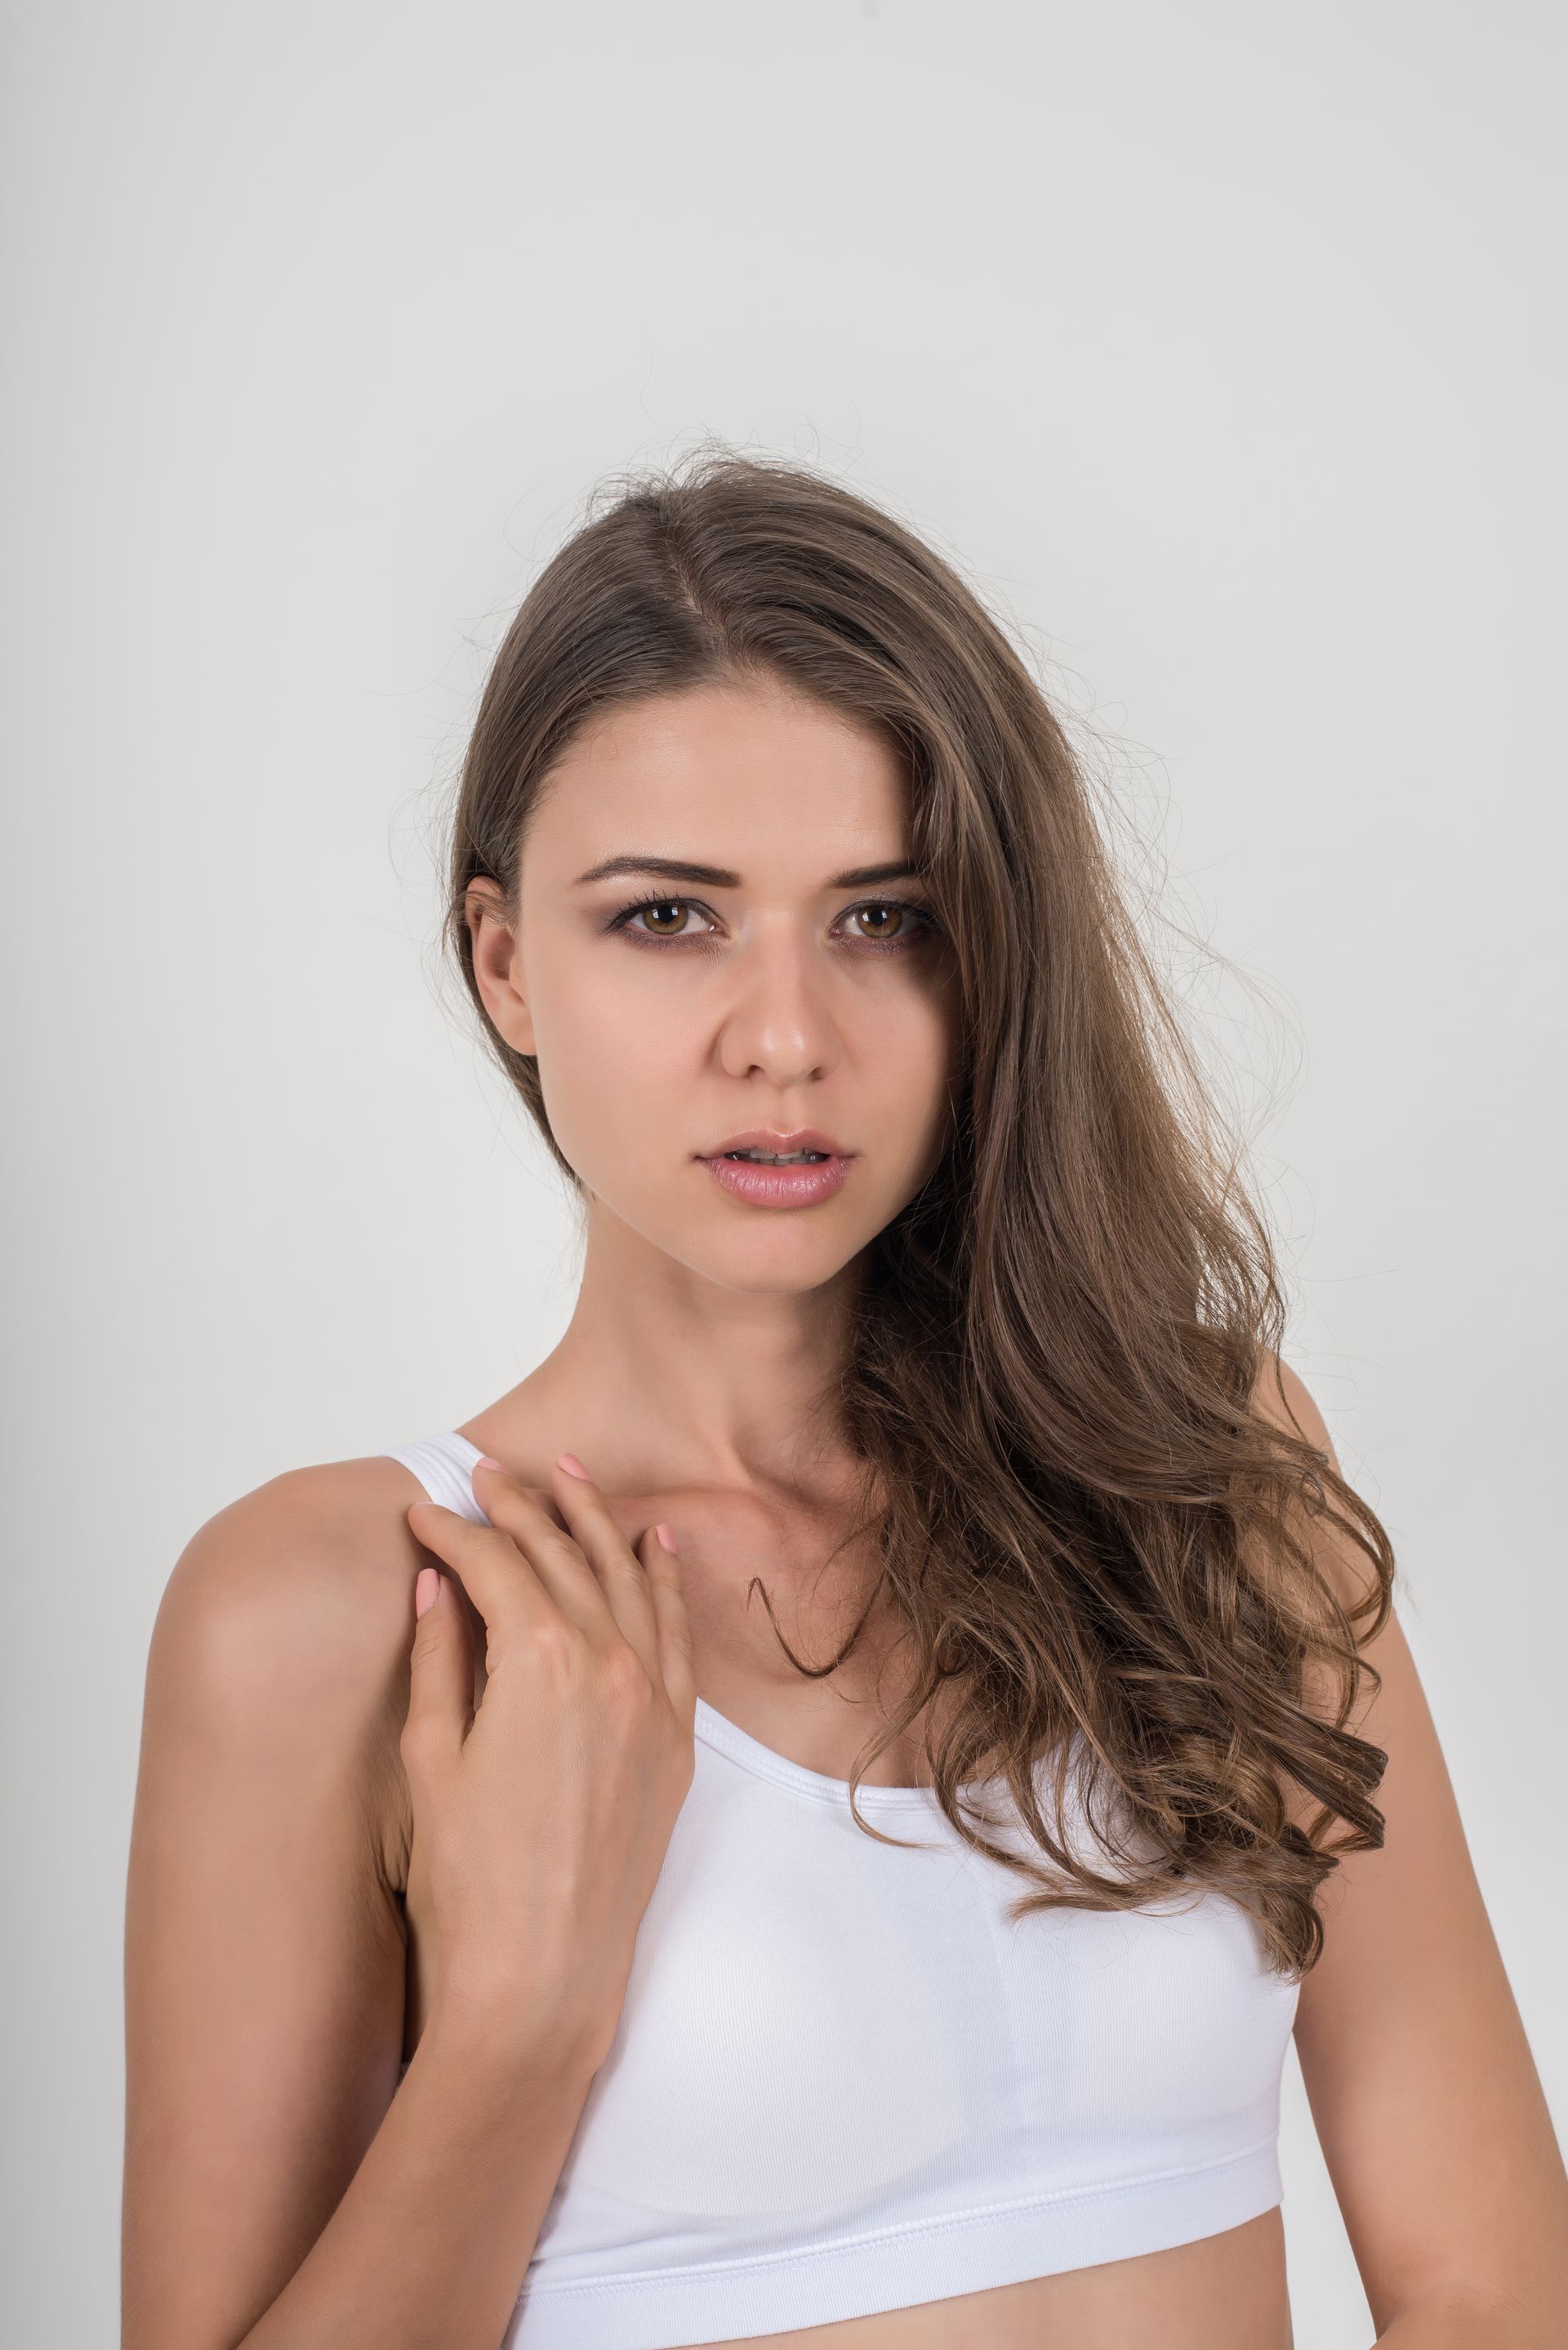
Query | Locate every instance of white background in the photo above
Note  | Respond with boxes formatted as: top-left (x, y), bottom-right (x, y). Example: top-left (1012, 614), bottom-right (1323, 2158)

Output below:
top-left (2, 4), bottom-right (1563, 2343)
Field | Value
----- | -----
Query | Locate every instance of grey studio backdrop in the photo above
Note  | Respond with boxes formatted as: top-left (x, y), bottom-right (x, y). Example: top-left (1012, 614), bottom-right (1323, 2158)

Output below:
top-left (2, 5), bottom-right (1562, 2344)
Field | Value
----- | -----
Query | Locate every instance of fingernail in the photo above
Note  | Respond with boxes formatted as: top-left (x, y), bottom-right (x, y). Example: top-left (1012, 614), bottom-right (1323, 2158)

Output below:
top-left (556, 1452), bottom-right (590, 1478)
top-left (473, 1455), bottom-right (505, 1474)
top-left (415, 1567), bottom-right (440, 1616)
top-left (656, 1522), bottom-right (678, 1552)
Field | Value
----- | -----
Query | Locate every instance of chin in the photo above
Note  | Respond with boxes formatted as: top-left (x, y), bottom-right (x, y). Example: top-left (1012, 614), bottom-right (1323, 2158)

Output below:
top-left (663, 1208), bottom-right (876, 1292)
top-left (687, 1237), bottom-right (868, 1296)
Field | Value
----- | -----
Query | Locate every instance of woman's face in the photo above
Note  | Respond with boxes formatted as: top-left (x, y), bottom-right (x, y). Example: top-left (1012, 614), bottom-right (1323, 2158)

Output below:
top-left (468, 675), bottom-right (963, 1296)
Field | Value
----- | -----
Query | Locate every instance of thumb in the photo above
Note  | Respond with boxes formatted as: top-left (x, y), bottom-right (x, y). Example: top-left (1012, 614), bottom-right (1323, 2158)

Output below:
top-left (402, 1567), bottom-right (474, 1782)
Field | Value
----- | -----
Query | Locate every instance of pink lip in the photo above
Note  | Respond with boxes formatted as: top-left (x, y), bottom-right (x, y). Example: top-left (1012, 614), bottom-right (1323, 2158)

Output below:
top-left (706, 1126), bottom-right (846, 1157)
top-left (699, 1151), bottom-right (853, 1208)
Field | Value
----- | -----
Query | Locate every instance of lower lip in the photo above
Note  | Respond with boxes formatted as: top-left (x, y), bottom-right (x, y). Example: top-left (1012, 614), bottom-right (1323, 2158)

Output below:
top-left (700, 1153), bottom-right (853, 1207)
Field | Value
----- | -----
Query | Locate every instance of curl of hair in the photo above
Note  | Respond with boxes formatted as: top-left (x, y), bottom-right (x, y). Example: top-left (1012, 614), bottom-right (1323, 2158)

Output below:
top-left (439, 444), bottom-right (1395, 1983)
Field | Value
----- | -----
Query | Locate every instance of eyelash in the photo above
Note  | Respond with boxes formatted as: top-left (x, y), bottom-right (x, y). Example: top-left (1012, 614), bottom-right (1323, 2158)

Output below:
top-left (604, 893), bottom-right (940, 955)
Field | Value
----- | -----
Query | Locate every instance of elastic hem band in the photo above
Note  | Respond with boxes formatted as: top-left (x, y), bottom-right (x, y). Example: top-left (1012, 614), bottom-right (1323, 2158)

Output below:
top-left (505, 2138), bottom-right (1285, 2349)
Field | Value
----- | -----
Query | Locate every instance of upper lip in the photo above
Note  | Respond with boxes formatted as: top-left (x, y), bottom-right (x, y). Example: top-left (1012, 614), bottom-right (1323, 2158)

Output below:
top-left (702, 1126), bottom-right (851, 1158)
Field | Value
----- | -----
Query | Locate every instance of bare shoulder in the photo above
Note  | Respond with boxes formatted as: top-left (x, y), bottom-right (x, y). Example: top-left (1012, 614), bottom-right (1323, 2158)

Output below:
top-left (125, 1452), bottom-right (452, 2344)
top-left (1249, 1345), bottom-right (1342, 1484)
top-left (1250, 1347), bottom-right (1322, 1441)
top-left (1247, 1346), bottom-right (1388, 1621)
top-left (145, 1450), bottom-right (435, 1888)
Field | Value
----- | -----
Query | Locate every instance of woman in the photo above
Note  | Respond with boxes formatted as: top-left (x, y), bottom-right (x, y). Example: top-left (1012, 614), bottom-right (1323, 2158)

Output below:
top-left (122, 453), bottom-right (1568, 2348)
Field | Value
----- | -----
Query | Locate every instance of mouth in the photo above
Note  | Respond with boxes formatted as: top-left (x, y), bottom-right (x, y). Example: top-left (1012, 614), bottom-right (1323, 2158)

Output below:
top-left (699, 1128), bottom-right (849, 1164)
top-left (697, 1130), bottom-right (854, 1208)
top-left (715, 1147), bottom-right (829, 1166)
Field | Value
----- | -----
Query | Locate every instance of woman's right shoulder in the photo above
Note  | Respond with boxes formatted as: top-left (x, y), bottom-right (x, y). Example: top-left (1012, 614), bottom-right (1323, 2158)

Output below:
top-left (154, 1449), bottom-right (436, 1688)
top-left (140, 1451), bottom-right (446, 1884)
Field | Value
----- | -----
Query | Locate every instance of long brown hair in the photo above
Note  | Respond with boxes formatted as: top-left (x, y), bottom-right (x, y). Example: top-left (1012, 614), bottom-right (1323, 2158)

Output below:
top-left (439, 444), bottom-right (1394, 1981)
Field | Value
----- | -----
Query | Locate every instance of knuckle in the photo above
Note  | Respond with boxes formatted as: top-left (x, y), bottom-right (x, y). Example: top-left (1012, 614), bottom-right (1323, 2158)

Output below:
top-left (599, 1642), bottom-right (654, 1716)
top-left (484, 1485), bottom-right (555, 1532)
top-left (524, 1616), bottom-right (586, 1675)
top-left (409, 1625), bottom-right (453, 1674)
top-left (528, 1529), bottom-right (581, 1575)
top-left (485, 1501), bottom-right (578, 1572)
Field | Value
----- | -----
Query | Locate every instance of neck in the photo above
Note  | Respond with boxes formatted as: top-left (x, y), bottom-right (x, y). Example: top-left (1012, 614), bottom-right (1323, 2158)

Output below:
top-left (477, 1190), bottom-right (871, 1506)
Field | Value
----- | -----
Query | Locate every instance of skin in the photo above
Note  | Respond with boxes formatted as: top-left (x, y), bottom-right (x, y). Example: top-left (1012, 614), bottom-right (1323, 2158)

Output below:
top-left (123, 678), bottom-right (1568, 2348)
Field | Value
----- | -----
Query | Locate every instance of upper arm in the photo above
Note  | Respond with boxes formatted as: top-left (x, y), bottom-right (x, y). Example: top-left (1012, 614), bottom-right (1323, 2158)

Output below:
top-left (1258, 1358), bottom-right (1568, 2332)
top-left (123, 1466), bottom-right (419, 2350)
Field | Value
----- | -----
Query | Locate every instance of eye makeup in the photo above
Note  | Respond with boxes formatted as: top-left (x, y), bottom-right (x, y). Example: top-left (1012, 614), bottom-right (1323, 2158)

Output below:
top-left (602, 892), bottom-right (940, 954)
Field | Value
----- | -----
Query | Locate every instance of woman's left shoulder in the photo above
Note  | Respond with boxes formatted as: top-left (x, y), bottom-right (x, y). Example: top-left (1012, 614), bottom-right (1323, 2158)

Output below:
top-left (1248, 1346), bottom-right (1343, 1479)
top-left (1247, 1348), bottom-right (1381, 1618)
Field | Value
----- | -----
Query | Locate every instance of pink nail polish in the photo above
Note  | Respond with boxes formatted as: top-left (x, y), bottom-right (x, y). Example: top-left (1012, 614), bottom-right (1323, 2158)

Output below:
top-left (656, 1523), bottom-right (679, 1552)
top-left (556, 1451), bottom-right (590, 1478)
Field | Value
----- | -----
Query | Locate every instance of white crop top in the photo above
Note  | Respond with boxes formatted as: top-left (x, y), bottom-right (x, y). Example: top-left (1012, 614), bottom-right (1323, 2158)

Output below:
top-left (385, 1429), bottom-right (1301, 2350)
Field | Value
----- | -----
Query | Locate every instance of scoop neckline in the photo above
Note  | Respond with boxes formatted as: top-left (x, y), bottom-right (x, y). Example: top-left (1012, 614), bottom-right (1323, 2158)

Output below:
top-left (439, 1428), bottom-right (984, 1813)
top-left (689, 1692), bottom-right (985, 1813)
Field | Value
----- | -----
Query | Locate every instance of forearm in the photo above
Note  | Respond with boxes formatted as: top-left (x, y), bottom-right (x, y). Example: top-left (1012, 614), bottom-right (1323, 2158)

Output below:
top-left (236, 2006), bottom-right (598, 2350)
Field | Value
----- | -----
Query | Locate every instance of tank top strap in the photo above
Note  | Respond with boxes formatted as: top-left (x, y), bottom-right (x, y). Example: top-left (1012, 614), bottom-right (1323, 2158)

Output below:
top-left (382, 1429), bottom-right (489, 1523)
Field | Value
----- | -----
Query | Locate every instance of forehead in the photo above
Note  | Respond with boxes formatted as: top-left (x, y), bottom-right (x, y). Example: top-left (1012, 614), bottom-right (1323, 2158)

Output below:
top-left (529, 680), bottom-right (911, 875)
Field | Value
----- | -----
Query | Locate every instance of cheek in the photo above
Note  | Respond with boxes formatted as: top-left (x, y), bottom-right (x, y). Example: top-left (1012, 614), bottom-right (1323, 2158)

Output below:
top-left (532, 959), bottom-right (688, 1166)
top-left (868, 992), bottom-right (960, 1139)
top-left (902, 1005), bottom-right (964, 1188)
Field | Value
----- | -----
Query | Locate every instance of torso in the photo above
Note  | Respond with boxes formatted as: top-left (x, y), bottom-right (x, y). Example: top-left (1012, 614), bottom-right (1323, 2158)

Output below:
top-left (378, 1420), bottom-right (1296, 2350)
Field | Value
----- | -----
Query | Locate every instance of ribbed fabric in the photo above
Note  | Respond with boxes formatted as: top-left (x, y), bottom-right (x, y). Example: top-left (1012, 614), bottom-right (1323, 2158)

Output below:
top-left (385, 1429), bottom-right (1300, 2350)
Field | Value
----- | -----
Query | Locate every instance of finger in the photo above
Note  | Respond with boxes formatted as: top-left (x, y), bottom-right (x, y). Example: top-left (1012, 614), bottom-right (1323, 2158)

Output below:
top-left (547, 1458), bottom-right (662, 1664)
top-left (405, 1499), bottom-right (577, 1653)
top-left (642, 1520), bottom-right (697, 1726)
top-left (465, 1471), bottom-right (619, 1639)
top-left (401, 1566), bottom-right (475, 1783)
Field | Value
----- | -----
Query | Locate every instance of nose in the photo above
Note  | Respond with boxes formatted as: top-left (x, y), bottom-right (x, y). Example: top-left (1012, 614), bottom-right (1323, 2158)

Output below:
top-left (715, 915), bottom-right (844, 1085)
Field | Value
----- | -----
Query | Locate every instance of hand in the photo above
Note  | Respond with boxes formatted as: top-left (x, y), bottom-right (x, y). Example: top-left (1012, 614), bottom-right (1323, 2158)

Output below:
top-left (400, 1456), bottom-right (697, 2076)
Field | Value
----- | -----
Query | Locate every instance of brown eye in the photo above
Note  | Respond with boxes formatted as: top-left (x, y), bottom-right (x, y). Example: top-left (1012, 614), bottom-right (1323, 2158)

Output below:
top-left (608, 895), bottom-right (713, 942)
top-left (637, 900), bottom-right (691, 936)
top-left (842, 900), bottom-right (934, 948)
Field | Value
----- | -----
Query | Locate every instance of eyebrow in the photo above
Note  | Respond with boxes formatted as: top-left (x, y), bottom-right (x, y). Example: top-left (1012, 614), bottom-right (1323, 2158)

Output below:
top-left (571, 854), bottom-right (922, 890)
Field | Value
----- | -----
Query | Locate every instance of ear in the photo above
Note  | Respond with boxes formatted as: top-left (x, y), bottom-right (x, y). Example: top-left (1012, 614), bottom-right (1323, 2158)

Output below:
top-left (465, 878), bottom-right (537, 1056)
